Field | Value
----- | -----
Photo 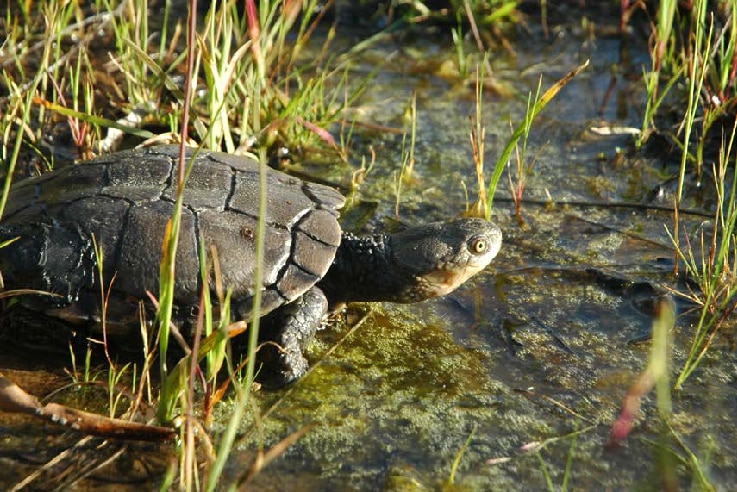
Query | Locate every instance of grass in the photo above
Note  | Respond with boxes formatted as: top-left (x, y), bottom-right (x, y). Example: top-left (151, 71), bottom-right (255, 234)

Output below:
top-left (634, 0), bottom-right (737, 385)
top-left (0, 1), bottom-right (64, 216)
top-left (514, 425), bottom-right (595, 491)
top-left (666, 115), bottom-right (737, 389)
top-left (394, 91), bottom-right (418, 216)
top-left (445, 425), bottom-right (475, 486)
top-left (395, 0), bottom-right (519, 28)
top-left (609, 297), bottom-right (720, 489)
top-left (470, 59), bottom-right (589, 221)
top-left (581, 4), bottom-right (737, 485)
top-left (536, 430), bottom-right (577, 492)
top-left (2, 0), bottom-right (355, 160)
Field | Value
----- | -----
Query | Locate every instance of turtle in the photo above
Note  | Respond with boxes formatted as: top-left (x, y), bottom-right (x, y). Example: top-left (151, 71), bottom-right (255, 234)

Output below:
top-left (0, 145), bottom-right (502, 383)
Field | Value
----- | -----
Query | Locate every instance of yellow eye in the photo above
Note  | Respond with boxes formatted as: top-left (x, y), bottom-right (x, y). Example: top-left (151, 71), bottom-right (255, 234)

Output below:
top-left (469, 237), bottom-right (487, 254)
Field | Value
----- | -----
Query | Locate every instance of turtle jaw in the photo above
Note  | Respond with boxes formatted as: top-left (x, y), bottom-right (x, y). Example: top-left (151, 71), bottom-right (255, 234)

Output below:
top-left (414, 255), bottom-right (498, 299)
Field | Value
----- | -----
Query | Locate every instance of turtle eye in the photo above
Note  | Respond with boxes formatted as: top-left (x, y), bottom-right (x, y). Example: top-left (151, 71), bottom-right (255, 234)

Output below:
top-left (468, 237), bottom-right (487, 254)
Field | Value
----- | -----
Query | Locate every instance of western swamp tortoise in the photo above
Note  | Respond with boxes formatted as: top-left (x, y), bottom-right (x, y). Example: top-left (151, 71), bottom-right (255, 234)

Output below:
top-left (0, 145), bottom-right (502, 383)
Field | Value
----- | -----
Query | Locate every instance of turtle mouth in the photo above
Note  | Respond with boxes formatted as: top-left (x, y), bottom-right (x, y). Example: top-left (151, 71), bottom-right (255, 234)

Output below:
top-left (417, 261), bottom-right (490, 298)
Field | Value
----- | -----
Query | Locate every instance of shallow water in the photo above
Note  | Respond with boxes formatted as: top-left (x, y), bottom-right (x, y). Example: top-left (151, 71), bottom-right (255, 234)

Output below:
top-left (2, 5), bottom-right (736, 491)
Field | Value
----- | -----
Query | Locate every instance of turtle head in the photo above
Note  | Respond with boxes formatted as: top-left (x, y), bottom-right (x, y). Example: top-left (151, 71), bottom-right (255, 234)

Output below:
top-left (389, 218), bottom-right (502, 302)
top-left (320, 217), bottom-right (501, 305)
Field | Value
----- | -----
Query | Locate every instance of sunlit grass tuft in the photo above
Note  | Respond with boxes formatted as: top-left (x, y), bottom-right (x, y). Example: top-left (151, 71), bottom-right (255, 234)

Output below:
top-left (1, 0), bottom-right (355, 165)
top-left (471, 60), bottom-right (589, 220)
top-left (666, 116), bottom-right (737, 388)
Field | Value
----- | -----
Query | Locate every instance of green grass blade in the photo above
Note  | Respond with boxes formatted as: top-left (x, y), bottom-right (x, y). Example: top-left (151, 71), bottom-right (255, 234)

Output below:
top-left (485, 60), bottom-right (589, 218)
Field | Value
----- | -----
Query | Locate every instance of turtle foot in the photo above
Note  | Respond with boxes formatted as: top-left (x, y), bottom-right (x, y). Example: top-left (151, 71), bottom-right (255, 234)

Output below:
top-left (257, 287), bottom-right (328, 387)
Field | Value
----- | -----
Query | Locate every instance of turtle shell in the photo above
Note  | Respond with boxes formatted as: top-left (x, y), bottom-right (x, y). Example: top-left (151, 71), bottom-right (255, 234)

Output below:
top-left (0, 145), bottom-right (345, 325)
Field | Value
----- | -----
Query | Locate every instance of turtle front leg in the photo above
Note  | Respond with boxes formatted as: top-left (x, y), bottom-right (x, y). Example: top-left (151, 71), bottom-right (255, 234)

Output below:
top-left (262, 287), bottom-right (328, 385)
